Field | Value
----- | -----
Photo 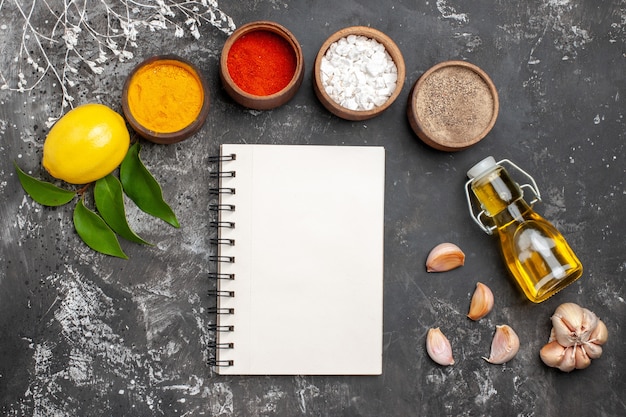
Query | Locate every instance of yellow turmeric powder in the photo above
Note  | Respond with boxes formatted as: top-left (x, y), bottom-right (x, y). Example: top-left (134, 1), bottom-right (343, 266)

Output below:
top-left (127, 59), bottom-right (204, 133)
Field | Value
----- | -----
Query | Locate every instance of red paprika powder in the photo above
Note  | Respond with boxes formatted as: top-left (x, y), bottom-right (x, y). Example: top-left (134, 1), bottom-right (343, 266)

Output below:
top-left (227, 30), bottom-right (297, 96)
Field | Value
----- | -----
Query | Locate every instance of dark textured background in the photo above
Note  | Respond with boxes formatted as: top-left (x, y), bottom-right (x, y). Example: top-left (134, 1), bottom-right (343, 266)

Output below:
top-left (1, 1), bottom-right (624, 416)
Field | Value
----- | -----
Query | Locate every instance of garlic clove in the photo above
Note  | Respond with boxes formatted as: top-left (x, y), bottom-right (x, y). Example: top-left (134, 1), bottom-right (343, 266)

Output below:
top-left (483, 324), bottom-right (520, 364)
top-left (583, 340), bottom-right (603, 359)
top-left (557, 346), bottom-right (576, 372)
top-left (574, 345), bottom-right (592, 369)
top-left (539, 340), bottom-right (566, 368)
top-left (426, 243), bottom-right (465, 272)
top-left (588, 318), bottom-right (608, 345)
top-left (467, 282), bottom-right (494, 320)
top-left (426, 327), bottom-right (455, 366)
top-left (551, 302), bottom-right (585, 347)
top-left (579, 307), bottom-right (599, 342)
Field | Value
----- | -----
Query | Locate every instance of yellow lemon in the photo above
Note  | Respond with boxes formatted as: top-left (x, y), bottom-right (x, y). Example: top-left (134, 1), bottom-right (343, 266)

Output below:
top-left (43, 103), bottom-right (130, 184)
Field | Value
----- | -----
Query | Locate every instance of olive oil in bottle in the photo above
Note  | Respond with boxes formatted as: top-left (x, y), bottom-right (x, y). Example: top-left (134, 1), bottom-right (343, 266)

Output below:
top-left (465, 157), bottom-right (583, 303)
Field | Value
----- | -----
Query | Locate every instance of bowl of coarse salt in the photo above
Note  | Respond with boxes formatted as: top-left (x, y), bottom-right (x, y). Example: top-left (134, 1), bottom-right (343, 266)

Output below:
top-left (314, 26), bottom-right (405, 121)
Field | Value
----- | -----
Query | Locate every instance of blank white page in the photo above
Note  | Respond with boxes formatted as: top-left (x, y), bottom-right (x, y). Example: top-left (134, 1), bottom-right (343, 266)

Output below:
top-left (214, 144), bottom-right (384, 375)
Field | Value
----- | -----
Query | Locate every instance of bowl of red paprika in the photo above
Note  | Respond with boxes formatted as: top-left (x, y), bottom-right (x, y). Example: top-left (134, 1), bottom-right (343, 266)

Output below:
top-left (220, 21), bottom-right (305, 110)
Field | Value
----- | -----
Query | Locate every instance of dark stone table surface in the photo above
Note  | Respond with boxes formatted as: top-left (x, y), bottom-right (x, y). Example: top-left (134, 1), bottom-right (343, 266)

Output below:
top-left (1, 1), bottom-right (624, 416)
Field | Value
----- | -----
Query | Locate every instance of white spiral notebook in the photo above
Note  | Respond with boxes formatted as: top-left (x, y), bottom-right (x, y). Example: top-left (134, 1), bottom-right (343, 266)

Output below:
top-left (209, 144), bottom-right (385, 375)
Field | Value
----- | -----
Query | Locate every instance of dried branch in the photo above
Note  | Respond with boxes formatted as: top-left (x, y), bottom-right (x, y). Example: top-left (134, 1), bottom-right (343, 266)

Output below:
top-left (0, 0), bottom-right (235, 125)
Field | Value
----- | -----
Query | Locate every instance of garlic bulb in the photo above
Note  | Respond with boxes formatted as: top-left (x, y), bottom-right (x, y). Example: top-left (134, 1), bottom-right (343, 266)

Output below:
top-left (540, 302), bottom-right (608, 372)
top-left (483, 324), bottom-right (520, 364)
top-left (426, 327), bottom-right (455, 366)
top-left (426, 243), bottom-right (465, 272)
top-left (467, 282), bottom-right (494, 321)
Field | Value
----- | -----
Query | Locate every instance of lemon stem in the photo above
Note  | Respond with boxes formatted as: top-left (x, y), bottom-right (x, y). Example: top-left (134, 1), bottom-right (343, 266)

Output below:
top-left (76, 183), bottom-right (93, 197)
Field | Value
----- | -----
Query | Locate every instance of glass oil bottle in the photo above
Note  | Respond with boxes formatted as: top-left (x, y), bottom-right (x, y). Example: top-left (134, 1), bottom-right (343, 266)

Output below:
top-left (465, 157), bottom-right (583, 303)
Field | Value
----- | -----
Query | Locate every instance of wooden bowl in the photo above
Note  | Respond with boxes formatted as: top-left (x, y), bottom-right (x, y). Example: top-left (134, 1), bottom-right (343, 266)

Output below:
top-left (122, 55), bottom-right (210, 144)
top-left (313, 26), bottom-right (405, 121)
top-left (407, 60), bottom-right (499, 151)
top-left (220, 21), bottom-right (304, 110)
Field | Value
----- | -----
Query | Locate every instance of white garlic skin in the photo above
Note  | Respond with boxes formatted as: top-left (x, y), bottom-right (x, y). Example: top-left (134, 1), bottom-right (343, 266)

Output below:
top-left (426, 327), bottom-right (455, 366)
top-left (574, 345), bottom-right (592, 370)
top-left (580, 308), bottom-right (600, 342)
top-left (583, 340), bottom-right (603, 359)
top-left (484, 324), bottom-right (520, 365)
top-left (426, 243), bottom-right (465, 272)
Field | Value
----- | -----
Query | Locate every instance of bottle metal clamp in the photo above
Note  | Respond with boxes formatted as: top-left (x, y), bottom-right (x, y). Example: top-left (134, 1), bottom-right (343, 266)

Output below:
top-left (465, 158), bottom-right (542, 235)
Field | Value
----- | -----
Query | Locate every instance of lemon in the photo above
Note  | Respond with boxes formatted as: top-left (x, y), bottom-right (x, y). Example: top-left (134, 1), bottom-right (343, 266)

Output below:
top-left (43, 103), bottom-right (130, 184)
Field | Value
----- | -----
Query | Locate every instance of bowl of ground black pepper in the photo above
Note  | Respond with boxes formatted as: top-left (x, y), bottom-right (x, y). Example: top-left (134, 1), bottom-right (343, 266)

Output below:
top-left (314, 26), bottom-right (405, 121)
top-left (122, 55), bottom-right (210, 144)
top-left (407, 60), bottom-right (499, 151)
top-left (220, 21), bottom-right (305, 110)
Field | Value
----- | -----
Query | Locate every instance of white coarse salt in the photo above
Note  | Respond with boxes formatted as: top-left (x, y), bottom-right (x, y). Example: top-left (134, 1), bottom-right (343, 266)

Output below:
top-left (320, 35), bottom-right (397, 111)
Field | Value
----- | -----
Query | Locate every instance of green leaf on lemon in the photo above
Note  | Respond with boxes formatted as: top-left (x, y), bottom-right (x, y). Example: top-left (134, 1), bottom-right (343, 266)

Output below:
top-left (14, 162), bottom-right (75, 206)
top-left (120, 143), bottom-right (180, 228)
top-left (94, 174), bottom-right (151, 245)
top-left (73, 197), bottom-right (128, 259)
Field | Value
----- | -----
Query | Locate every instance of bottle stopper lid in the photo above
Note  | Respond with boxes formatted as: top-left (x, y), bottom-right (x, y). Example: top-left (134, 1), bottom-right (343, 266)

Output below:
top-left (467, 156), bottom-right (497, 179)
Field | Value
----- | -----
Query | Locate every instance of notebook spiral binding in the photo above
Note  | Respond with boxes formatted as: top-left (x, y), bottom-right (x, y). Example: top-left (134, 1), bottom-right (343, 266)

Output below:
top-left (208, 153), bottom-right (236, 163)
top-left (209, 204), bottom-right (235, 211)
top-left (208, 152), bottom-right (237, 369)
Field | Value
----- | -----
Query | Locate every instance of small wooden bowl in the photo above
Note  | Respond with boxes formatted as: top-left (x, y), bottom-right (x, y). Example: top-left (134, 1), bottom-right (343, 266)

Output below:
top-left (220, 21), bottom-right (304, 110)
top-left (407, 60), bottom-right (499, 151)
top-left (313, 26), bottom-right (405, 121)
top-left (122, 55), bottom-right (210, 144)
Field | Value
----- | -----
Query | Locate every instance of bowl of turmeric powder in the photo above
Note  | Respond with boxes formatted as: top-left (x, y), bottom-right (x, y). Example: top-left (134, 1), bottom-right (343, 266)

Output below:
top-left (220, 21), bottom-right (305, 110)
top-left (122, 55), bottom-right (210, 144)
